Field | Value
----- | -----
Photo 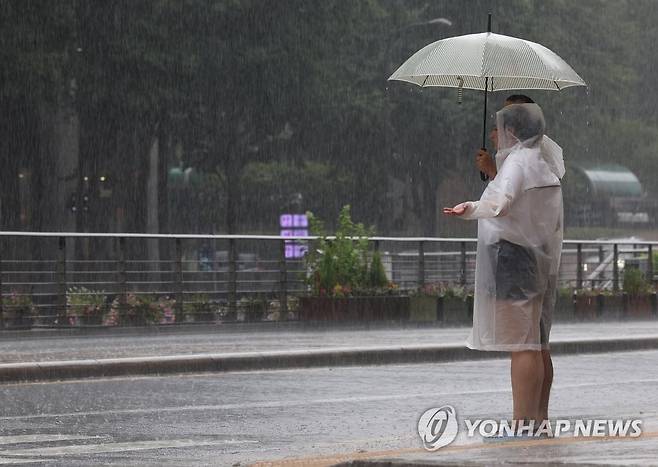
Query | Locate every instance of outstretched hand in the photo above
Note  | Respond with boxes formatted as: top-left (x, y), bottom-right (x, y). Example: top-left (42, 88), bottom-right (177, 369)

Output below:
top-left (442, 203), bottom-right (468, 216)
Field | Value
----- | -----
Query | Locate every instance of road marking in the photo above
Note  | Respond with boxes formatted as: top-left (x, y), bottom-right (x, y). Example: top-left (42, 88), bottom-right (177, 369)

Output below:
top-left (0, 458), bottom-right (47, 465)
top-left (249, 430), bottom-right (658, 467)
top-left (0, 434), bottom-right (105, 445)
top-left (0, 438), bottom-right (257, 458)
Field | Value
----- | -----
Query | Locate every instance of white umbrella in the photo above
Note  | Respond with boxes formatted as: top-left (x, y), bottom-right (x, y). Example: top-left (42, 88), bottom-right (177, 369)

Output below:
top-left (388, 32), bottom-right (586, 91)
top-left (388, 15), bottom-right (586, 179)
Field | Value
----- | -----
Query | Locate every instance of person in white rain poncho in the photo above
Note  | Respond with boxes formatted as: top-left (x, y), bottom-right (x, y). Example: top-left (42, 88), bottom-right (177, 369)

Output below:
top-left (444, 102), bottom-right (564, 425)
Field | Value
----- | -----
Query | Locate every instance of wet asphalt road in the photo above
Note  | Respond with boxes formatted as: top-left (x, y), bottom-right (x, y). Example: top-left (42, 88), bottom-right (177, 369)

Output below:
top-left (1, 350), bottom-right (657, 465)
top-left (3, 320), bottom-right (658, 363)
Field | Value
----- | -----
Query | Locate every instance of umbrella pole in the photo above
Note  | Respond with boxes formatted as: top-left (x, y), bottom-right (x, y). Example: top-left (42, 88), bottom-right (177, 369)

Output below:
top-left (480, 78), bottom-right (489, 181)
top-left (480, 13), bottom-right (492, 182)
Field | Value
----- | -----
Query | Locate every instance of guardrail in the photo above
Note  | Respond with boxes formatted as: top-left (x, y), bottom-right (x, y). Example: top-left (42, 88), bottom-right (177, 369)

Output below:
top-left (0, 232), bottom-right (655, 328)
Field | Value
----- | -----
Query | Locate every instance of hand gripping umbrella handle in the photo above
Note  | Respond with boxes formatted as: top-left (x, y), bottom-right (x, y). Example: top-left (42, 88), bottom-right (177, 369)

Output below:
top-left (480, 147), bottom-right (489, 181)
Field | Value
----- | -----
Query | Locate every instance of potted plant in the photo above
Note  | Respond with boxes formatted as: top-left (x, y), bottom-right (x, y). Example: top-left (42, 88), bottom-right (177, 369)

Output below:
top-left (409, 282), bottom-right (471, 324)
top-left (183, 294), bottom-right (216, 322)
top-left (66, 286), bottom-right (106, 326)
top-left (104, 293), bottom-right (172, 326)
top-left (237, 296), bottom-right (268, 322)
top-left (265, 296), bottom-right (300, 321)
top-left (573, 288), bottom-right (598, 320)
top-left (597, 288), bottom-right (623, 320)
top-left (1, 291), bottom-right (35, 329)
top-left (409, 284), bottom-right (442, 322)
top-left (156, 296), bottom-right (176, 324)
top-left (622, 267), bottom-right (654, 318)
top-left (440, 284), bottom-right (472, 325)
top-left (299, 205), bottom-right (407, 321)
top-left (554, 287), bottom-right (575, 321)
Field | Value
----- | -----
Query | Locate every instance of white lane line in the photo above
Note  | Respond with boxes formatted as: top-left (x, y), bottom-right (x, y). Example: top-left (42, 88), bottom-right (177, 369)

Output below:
top-left (1, 377), bottom-right (658, 422)
top-left (0, 434), bottom-right (105, 445)
top-left (3, 438), bottom-right (256, 457)
top-left (0, 457), bottom-right (49, 465)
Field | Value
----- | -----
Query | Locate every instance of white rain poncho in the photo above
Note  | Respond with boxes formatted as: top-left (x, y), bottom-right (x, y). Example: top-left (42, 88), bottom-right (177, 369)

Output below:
top-left (460, 103), bottom-right (564, 352)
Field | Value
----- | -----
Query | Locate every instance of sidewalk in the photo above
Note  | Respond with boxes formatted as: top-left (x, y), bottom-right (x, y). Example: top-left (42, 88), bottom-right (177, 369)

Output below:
top-left (2, 320), bottom-right (658, 383)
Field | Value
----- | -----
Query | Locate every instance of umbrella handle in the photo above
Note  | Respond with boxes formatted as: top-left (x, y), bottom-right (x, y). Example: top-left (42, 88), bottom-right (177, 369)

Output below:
top-left (479, 147), bottom-right (489, 181)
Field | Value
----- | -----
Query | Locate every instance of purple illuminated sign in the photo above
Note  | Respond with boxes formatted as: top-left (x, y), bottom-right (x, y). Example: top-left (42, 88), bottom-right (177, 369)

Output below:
top-left (280, 214), bottom-right (308, 259)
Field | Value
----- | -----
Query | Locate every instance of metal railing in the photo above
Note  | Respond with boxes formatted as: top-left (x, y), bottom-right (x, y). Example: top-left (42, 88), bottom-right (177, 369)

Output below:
top-left (0, 231), bottom-right (656, 328)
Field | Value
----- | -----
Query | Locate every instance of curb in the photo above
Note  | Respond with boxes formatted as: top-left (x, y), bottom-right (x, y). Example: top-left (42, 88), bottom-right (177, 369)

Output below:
top-left (2, 336), bottom-right (658, 384)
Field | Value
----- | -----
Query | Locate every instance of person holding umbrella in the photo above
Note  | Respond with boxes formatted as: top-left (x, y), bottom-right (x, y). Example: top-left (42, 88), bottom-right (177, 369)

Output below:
top-left (444, 102), bottom-right (564, 428)
top-left (476, 95), bottom-right (536, 180)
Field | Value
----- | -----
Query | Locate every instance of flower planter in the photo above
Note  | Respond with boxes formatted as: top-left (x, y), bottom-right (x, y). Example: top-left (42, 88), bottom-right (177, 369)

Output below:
top-left (3, 313), bottom-right (34, 329)
top-left (554, 294), bottom-right (574, 321)
top-left (298, 296), bottom-right (410, 321)
top-left (624, 293), bottom-right (654, 319)
top-left (78, 314), bottom-right (104, 326)
top-left (194, 311), bottom-right (216, 322)
top-left (409, 296), bottom-right (440, 322)
top-left (574, 294), bottom-right (597, 320)
top-left (440, 296), bottom-right (472, 325)
top-left (237, 309), bottom-right (266, 322)
top-left (237, 298), bottom-right (268, 322)
top-left (121, 313), bottom-right (149, 327)
top-left (598, 294), bottom-right (623, 320)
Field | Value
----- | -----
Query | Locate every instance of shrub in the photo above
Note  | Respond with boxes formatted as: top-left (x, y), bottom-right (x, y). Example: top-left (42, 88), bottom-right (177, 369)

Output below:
top-left (415, 282), bottom-right (469, 300)
top-left (66, 286), bottom-right (106, 325)
top-left (1, 291), bottom-right (35, 324)
top-left (103, 293), bottom-right (175, 326)
top-left (368, 251), bottom-right (388, 288)
top-left (183, 294), bottom-right (215, 321)
top-left (623, 267), bottom-right (652, 296)
top-left (306, 205), bottom-right (396, 297)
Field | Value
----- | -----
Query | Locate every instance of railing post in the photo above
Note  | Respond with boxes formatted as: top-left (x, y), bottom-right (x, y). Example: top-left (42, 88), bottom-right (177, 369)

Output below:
top-left (279, 239), bottom-right (288, 320)
top-left (576, 243), bottom-right (583, 291)
top-left (418, 241), bottom-right (425, 288)
top-left (649, 244), bottom-right (654, 285)
top-left (174, 238), bottom-right (184, 321)
top-left (598, 244), bottom-right (604, 286)
top-left (56, 236), bottom-right (67, 325)
top-left (460, 241), bottom-right (467, 287)
top-left (117, 237), bottom-right (127, 320)
top-left (228, 238), bottom-right (237, 317)
top-left (613, 243), bottom-right (619, 292)
top-left (0, 242), bottom-right (4, 329)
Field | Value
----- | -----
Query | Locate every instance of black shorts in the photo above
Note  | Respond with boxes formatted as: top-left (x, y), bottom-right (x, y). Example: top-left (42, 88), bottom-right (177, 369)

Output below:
top-left (494, 240), bottom-right (538, 300)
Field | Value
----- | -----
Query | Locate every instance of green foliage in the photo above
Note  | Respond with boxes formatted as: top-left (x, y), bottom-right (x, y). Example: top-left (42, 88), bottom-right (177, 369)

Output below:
top-left (623, 267), bottom-right (652, 296)
top-left (183, 294), bottom-right (215, 321)
top-left (558, 286), bottom-right (575, 298)
top-left (237, 296), bottom-right (268, 316)
top-left (415, 282), bottom-right (469, 300)
top-left (1, 291), bottom-right (35, 317)
top-left (66, 286), bottom-right (107, 323)
top-left (105, 293), bottom-right (175, 326)
top-left (306, 205), bottom-right (396, 296)
top-left (369, 251), bottom-right (389, 288)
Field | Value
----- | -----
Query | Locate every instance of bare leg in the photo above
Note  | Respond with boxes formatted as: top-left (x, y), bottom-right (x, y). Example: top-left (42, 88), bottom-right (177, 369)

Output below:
top-left (511, 350), bottom-right (544, 422)
top-left (538, 350), bottom-right (553, 422)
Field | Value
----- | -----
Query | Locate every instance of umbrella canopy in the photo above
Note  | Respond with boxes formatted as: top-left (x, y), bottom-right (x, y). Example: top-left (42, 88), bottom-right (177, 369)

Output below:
top-left (388, 32), bottom-right (586, 91)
